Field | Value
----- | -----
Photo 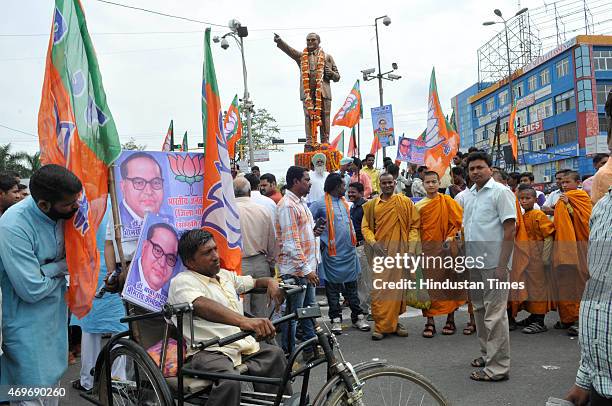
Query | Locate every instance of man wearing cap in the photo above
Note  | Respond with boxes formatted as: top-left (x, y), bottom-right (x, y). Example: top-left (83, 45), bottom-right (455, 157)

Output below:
top-left (307, 153), bottom-right (329, 206)
top-left (337, 157), bottom-right (353, 198)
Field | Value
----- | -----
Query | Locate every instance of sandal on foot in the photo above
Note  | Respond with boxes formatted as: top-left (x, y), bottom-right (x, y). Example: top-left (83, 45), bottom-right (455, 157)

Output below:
top-left (553, 321), bottom-right (573, 330)
top-left (522, 322), bottom-right (548, 334)
top-left (470, 357), bottom-right (485, 367)
top-left (470, 369), bottom-right (509, 382)
top-left (567, 324), bottom-right (579, 337)
top-left (422, 323), bottom-right (436, 338)
top-left (463, 323), bottom-right (476, 335)
top-left (371, 331), bottom-right (385, 341)
top-left (442, 321), bottom-right (456, 335)
top-left (515, 315), bottom-right (534, 327)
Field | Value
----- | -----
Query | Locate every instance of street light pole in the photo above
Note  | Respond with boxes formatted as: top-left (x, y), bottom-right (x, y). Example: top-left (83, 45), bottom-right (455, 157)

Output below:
top-left (238, 36), bottom-right (255, 168)
top-left (374, 16), bottom-right (385, 158)
top-left (214, 20), bottom-right (255, 168)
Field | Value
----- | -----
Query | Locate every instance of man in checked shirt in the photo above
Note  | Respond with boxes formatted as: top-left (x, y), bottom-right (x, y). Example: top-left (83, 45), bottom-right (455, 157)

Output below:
top-left (564, 187), bottom-right (612, 405)
top-left (275, 166), bottom-right (324, 361)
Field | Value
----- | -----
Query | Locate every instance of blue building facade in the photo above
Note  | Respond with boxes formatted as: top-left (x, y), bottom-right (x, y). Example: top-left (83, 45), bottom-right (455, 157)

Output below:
top-left (452, 35), bottom-right (611, 184)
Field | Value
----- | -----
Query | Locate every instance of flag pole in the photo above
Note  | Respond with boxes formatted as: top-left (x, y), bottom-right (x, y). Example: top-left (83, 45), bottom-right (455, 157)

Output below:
top-left (357, 122), bottom-right (361, 157)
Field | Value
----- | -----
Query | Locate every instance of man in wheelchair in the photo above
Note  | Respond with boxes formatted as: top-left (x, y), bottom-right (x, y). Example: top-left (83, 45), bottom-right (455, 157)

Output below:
top-left (168, 229), bottom-right (292, 405)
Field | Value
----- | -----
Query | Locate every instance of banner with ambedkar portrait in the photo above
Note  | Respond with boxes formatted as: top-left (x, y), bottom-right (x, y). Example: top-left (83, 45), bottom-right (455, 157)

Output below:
top-left (371, 104), bottom-right (396, 148)
top-left (112, 150), bottom-right (205, 242)
top-left (121, 213), bottom-right (185, 311)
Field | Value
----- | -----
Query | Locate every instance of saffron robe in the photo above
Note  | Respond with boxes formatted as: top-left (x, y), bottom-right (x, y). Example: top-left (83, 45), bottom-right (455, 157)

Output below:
top-left (362, 194), bottom-right (420, 333)
top-left (415, 194), bottom-right (466, 317)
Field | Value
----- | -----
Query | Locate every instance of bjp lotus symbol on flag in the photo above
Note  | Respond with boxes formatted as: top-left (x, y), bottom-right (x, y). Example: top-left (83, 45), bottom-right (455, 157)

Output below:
top-left (333, 80), bottom-right (362, 128)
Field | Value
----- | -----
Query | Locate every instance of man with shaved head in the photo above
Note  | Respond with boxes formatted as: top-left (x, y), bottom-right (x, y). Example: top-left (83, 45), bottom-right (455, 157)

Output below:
top-left (233, 176), bottom-right (276, 317)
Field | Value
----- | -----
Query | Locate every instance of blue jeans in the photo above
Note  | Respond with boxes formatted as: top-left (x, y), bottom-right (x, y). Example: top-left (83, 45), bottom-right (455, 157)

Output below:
top-left (280, 275), bottom-right (316, 354)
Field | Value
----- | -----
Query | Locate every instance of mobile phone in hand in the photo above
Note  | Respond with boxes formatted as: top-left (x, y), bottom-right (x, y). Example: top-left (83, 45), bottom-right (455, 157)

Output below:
top-left (314, 217), bottom-right (326, 229)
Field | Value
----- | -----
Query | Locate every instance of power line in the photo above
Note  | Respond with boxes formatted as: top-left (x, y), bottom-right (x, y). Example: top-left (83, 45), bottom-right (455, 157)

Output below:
top-left (93, 0), bottom-right (226, 27)
top-left (0, 123), bottom-right (38, 138)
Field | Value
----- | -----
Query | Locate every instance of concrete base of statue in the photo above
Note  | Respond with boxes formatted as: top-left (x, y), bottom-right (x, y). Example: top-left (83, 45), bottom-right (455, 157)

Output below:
top-left (294, 143), bottom-right (342, 172)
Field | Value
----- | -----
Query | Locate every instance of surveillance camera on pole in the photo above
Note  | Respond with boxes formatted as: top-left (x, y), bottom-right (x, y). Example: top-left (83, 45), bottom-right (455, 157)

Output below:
top-left (388, 73), bottom-right (402, 80)
top-left (382, 16), bottom-right (391, 26)
top-left (220, 38), bottom-right (230, 50)
top-left (212, 36), bottom-right (220, 43)
top-left (392, 62), bottom-right (398, 70)
top-left (361, 68), bottom-right (375, 75)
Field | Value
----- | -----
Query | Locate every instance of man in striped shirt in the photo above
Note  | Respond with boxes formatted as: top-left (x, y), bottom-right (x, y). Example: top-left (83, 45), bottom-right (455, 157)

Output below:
top-left (275, 166), bottom-right (324, 360)
top-left (565, 187), bottom-right (612, 405)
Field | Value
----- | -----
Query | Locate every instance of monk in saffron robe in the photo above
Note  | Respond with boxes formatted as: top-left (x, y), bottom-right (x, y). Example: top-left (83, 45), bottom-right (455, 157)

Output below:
top-left (552, 171), bottom-right (591, 331)
top-left (414, 171), bottom-right (466, 337)
top-left (510, 185), bottom-right (555, 334)
top-left (362, 172), bottom-right (420, 340)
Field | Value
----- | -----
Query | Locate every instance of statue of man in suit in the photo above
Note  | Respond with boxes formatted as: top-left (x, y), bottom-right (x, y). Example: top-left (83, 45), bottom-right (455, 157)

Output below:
top-left (274, 32), bottom-right (340, 150)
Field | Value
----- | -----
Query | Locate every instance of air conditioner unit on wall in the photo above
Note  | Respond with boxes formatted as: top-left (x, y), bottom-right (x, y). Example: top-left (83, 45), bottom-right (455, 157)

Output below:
top-left (542, 175), bottom-right (551, 183)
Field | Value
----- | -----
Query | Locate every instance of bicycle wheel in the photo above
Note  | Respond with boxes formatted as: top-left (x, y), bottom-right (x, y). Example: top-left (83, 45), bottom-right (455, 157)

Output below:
top-left (96, 338), bottom-right (174, 406)
top-left (318, 365), bottom-right (448, 406)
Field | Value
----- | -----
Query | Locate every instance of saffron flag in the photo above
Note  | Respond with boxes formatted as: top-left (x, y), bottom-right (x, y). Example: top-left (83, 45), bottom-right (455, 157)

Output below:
top-left (162, 120), bottom-right (174, 151)
top-left (332, 80), bottom-right (362, 128)
top-left (508, 103), bottom-right (518, 161)
top-left (423, 68), bottom-right (460, 178)
top-left (38, 0), bottom-right (121, 318)
top-left (330, 130), bottom-right (344, 152)
top-left (180, 131), bottom-right (188, 152)
top-left (369, 136), bottom-right (381, 155)
top-left (347, 126), bottom-right (357, 157)
top-left (223, 95), bottom-right (243, 157)
top-left (200, 28), bottom-right (242, 273)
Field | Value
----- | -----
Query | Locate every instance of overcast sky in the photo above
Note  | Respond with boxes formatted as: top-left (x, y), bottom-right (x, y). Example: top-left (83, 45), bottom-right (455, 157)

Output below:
top-left (1, 0), bottom-right (547, 178)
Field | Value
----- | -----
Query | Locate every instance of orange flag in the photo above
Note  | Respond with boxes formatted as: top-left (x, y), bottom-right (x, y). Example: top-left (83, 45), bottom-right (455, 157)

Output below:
top-left (508, 104), bottom-right (518, 161)
top-left (369, 136), bottom-right (381, 155)
top-left (330, 129), bottom-right (344, 152)
top-left (200, 29), bottom-right (242, 273)
top-left (346, 126), bottom-right (357, 157)
top-left (332, 80), bottom-right (362, 128)
top-left (38, 0), bottom-right (121, 317)
top-left (423, 68), bottom-right (459, 178)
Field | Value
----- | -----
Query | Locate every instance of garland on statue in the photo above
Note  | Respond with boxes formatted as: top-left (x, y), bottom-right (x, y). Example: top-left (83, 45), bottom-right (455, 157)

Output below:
top-left (301, 48), bottom-right (326, 146)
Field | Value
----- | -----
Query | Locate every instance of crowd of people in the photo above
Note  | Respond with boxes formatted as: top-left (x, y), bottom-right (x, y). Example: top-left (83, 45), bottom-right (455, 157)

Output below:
top-left (0, 142), bottom-right (611, 404)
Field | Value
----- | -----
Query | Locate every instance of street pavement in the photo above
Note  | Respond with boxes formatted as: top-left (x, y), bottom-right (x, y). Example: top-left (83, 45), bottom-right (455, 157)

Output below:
top-left (61, 303), bottom-right (580, 406)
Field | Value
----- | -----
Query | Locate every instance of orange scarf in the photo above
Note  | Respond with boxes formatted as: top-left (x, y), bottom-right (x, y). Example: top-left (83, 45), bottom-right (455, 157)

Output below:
top-left (325, 193), bottom-right (357, 256)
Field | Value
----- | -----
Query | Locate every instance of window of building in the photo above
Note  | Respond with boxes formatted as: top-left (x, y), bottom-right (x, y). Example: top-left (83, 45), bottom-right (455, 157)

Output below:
top-left (574, 45), bottom-right (592, 78)
top-left (528, 75), bottom-right (538, 92)
top-left (519, 136), bottom-right (530, 153)
top-left (501, 117), bottom-right (509, 133)
top-left (599, 115), bottom-right (608, 136)
top-left (593, 50), bottom-right (612, 71)
top-left (540, 69), bottom-right (550, 86)
top-left (475, 126), bottom-right (485, 142)
top-left (554, 90), bottom-right (575, 114)
top-left (556, 58), bottom-right (569, 78)
top-left (577, 79), bottom-right (594, 112)
top-left (474, 104), bottom-right (483, 118)
top-left (486, 97), bottom-right (495, 112)
top-left (486, 122), bottom-right (497, 140)
top-left (513, 82), bottom-right (524, 98)
top-left (532, 132), bottom-right (546, 151)
top-left (499, 90), bottom-right (508, 106)
top-left (516, 109), bottom-right (528, 127)
top-left (544, 128), bottom-right (555, 148)
top-left (529, 98), bottom-right (553, 122)
top-left (596, 83), bottom-right (612, 106)
top-left (557, 158), bottom-right (579, 171)
top-left (557, 122), bottom-right (577, 144)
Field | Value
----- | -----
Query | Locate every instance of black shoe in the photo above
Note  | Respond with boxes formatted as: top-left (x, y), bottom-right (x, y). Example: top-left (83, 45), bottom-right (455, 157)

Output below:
top-left (508, 319), bottom-right (517, 331)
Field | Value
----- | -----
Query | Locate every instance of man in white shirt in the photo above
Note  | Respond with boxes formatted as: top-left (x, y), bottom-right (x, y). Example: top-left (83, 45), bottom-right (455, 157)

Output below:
top-left (463, 152), bottom-right (516, 382)
top-left (244, 173), bottom-right (276, 217)
top-left (168, 229), bottom-right (289, 406)
top-left (411, 166), bottom-right (428, 198)
top-left (233, 177), bottom-right (276, 317)
top-left (307, 153), bottom-right (329, 206)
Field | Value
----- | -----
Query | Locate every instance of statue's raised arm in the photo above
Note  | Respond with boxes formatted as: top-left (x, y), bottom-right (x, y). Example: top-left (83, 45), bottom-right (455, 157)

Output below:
top-left (274, 32), bottom-right (340, 149)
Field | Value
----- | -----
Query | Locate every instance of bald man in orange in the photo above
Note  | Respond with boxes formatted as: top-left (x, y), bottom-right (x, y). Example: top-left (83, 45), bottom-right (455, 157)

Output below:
top-left (414, 171), bottom-right (465, 337)
top-left (510, 184), bottom-right (555, 334)
top-left (551, 171), bottom-right (591, 334)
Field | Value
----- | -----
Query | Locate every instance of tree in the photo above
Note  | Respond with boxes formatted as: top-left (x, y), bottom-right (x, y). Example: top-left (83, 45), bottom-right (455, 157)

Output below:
top-left (22, 152), bottom-right (41, 177)
top-left (237, 107), bottom-right (282, 160)
top-left (121, 137), bottom-right (147, 151)
top-left (0, 144), bottom-right (29, 176)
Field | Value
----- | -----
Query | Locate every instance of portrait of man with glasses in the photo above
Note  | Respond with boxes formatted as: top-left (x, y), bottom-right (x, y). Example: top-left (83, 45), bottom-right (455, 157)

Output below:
top-left (118, 152), bottom-right (172, 241)
top-left (124, 219), bottom-right (182, 309)
top-left (396, 137), bottom-right (411, 161)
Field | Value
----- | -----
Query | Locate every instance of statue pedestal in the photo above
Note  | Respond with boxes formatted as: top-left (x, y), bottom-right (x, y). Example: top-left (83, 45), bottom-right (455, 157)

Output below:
top-left (294, 143), bottom-right (342, 172)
